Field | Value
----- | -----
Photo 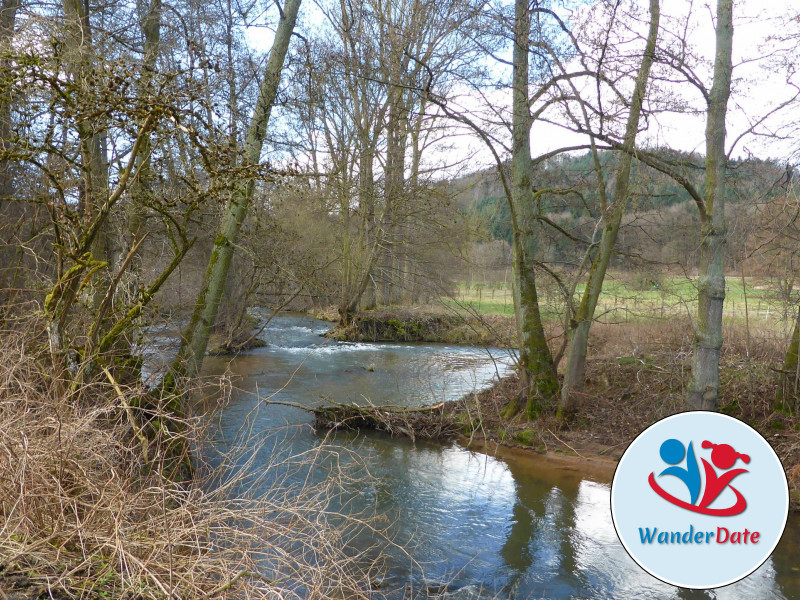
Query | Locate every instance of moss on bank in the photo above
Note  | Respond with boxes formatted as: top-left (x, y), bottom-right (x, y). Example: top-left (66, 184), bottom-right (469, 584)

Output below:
top-left (324, 308), bottom-right (515, 347)
top-left (207, 334), bottom-right (267, 355)
top-left (206, 312), bottom-right (268, 355)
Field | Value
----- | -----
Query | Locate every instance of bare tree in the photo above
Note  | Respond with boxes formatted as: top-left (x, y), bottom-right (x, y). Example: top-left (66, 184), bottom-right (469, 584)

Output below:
top-left (687, 0), bottom-right (734, 411)
top-left (559, 0), bottom-right (660, 416)
top-left (0, 0), bottom-right (18, 203)
top-left (287, 0), bottom-right (482, 323)
top-left (167, 0), bottom-right (302, 381)
top-left (127, 0), bottom-right (163, 263)
top-left (505, 0), bottom-right (559, 417)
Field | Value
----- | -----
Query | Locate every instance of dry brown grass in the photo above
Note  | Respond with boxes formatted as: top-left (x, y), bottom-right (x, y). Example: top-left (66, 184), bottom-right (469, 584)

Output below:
top-left (442, 316), bottom-right (800, 510)
top-left (0, 325), bottom-right (385, 599)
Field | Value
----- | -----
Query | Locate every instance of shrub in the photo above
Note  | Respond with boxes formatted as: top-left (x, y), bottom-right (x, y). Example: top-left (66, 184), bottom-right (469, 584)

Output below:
top-left (0, 325), bottom-right (380, 599)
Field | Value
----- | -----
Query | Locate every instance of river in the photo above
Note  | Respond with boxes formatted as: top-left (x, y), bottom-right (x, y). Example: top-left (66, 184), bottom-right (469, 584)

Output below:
top-left (200, 314), bottom-right (800, 599)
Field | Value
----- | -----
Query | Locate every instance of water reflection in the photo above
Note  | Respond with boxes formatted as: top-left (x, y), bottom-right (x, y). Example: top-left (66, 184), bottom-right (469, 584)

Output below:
top-left (201, 315), bottom-right (797, 599)
top-left (774, 525), bottom-right (800, 599)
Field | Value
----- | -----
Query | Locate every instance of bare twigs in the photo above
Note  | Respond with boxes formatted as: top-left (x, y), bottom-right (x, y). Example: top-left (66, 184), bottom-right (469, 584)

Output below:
top-left (0, 325), bottom-right (381, 599)
top-left (309, 398), bottom-right (456, 442)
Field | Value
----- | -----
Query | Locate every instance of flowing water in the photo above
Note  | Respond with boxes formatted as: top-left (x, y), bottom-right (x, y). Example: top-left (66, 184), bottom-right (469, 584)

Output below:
top-left (201, 315), bottom-right (800, 599)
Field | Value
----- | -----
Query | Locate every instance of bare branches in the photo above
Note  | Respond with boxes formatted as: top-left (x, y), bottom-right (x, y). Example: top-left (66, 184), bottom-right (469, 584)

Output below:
top-left (0, 327), bottom-right (382, 600)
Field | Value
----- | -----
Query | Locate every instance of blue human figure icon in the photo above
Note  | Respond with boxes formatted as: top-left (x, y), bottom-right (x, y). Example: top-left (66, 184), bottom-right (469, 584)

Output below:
top-left (658, 439), bottom-right (701, 505)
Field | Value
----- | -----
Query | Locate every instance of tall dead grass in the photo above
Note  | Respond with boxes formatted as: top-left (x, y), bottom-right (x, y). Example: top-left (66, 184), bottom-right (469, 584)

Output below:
top-left (546, 314), bottom-right (796, 446)
top-left (0, 326), bottom-right (383, 599)
top-left (584, 313), bottom-right (787, 364)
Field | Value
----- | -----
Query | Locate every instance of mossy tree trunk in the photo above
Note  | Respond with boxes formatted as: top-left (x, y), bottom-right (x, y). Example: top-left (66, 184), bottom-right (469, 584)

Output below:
top-left (777, 307), bottom-right (800, 411)
top-left (0, 1), bottom-right (20, 305)
top-left (335, 5), bottom-right (387, 322)
top-left (379, 95), bottom-right (406, 307)
top-left (128, 0), bottom-right (162, 260)
top-left (339, 137), bottom-right (382, 324)
top-left (687, 0), bottom-right (733, 411)
top-left (0, 0), bottom-right (18, 203)
top-left (559, 0), bottom-right (660, 417)
top-left (504, 0), bottom-right (558, 419)
top-left (46, 0), bottom-right (110, 357)
top-left (167, 0), bottom-right (301, 382)
top-left (61, 0), bottom-right (109, 258)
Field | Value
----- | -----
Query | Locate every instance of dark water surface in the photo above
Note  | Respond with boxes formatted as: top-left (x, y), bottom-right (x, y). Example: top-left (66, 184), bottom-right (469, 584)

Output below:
top-left (201, 315), bottom-right (800, 599)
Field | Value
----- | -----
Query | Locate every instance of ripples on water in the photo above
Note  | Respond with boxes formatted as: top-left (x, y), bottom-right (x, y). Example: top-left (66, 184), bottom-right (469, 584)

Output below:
top-left (198, 315), bottom-right (798, 600)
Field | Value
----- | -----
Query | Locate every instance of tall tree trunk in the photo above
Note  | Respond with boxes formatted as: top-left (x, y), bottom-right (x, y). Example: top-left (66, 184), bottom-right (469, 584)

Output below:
top-left (505, 0), bottom-right (558, 419)
top-left (0, 0), bottom-right (20, 306)
top-left (777, 307), bottom-right (800, 412)
top-left (0, 0), bottom-right (19, 203)
top-left (49, 0), bottom-right (110, 352)
top-left (128, 0), bottom-right (162, 256)
top-left (405, 107), bottom-right (424, 306)
top-left (559, 0), bottom-right (660, 416)
top-left (380, 95), bottom-right (406, 306)
top-left (168, 0), bottom-right (301, 381)
top-left (339, 138), bottom-right (378, 320)
top-left (61, 0), bottom-right (109, 235)
top-left (687, 0), bottom-right (734, 411)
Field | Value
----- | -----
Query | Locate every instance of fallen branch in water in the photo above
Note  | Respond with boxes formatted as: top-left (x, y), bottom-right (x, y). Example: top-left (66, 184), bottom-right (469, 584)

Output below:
top-left (263, 397), bottom-right (456, 442)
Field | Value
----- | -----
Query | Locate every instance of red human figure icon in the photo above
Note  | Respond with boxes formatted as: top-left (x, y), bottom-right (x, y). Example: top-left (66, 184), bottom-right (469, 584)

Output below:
top-left (698, 441), bottom-right (750, 510)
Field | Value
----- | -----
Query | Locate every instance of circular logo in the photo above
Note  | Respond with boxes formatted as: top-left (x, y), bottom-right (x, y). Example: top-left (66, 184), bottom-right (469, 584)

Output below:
top-left (610, 412), bottom-right (789, 589)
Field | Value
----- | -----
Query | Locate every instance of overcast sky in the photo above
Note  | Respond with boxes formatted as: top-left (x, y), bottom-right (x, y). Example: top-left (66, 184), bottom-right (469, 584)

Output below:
top-left (246, 0), bottom-right (800, 173)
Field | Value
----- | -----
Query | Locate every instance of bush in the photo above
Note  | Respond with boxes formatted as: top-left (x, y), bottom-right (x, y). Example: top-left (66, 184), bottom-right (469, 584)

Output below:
top-left (0, 324), bottom-right (380, 599)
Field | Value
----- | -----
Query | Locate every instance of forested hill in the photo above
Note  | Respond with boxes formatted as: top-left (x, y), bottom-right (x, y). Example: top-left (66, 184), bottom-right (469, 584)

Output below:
top-left (450, 150), bottom-right (791, 244)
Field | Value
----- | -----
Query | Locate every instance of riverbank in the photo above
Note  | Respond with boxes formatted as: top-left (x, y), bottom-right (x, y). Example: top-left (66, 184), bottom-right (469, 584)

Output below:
top-left (0, 324), bottom-right (379, 600)
top-left (497, 350), bottom-right (800, 510)
top-left (310, 308), bottom-right (800, 511)
top-left (316, 306), bottom-right (517, 347)
top-left (325, 356), bottom-right (800, 509)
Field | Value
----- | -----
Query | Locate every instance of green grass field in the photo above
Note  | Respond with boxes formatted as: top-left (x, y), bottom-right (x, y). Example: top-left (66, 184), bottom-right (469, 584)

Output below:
top-left (448, 275), bottom-right (780, 322)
